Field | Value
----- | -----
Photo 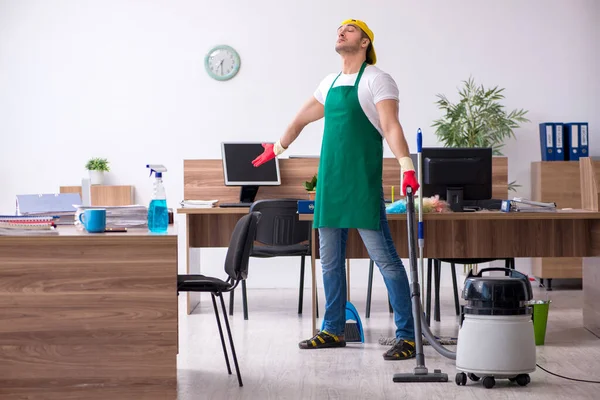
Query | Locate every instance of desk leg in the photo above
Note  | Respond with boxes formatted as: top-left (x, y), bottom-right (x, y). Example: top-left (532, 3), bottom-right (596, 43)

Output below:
top-left (346, 259), bottom-right (351, 301)
top-left (186, 214), bottom-right (201, 315)
top-left (583, 257), bottom-right (600, 337)
top-left (311, 227), bottom-right (317, 336)
top-left (583, 219), bottom-right (600, 337)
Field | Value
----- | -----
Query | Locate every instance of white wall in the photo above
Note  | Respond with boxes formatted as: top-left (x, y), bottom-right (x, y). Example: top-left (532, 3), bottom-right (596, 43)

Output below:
top-left (1, 0), bottom-right (599, 290)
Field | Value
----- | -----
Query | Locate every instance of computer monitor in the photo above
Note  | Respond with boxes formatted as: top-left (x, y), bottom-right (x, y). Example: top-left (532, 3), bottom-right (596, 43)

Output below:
top-left (221, 142), bottom-right (281, 205)
top-left (410, 147), bottom-right (492, 211)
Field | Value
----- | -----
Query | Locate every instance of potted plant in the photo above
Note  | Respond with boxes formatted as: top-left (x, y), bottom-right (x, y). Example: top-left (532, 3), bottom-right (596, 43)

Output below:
top-left (431, 76), bottom-right (530, 192)
top-left (303, 174), bottom-right (317, 200)
top-left (85, 157), bottom-right (110, 185)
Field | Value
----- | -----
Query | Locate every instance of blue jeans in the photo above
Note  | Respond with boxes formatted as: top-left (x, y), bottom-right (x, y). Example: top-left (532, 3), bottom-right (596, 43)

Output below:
top-left (318, 189), bottom-right (415, 341)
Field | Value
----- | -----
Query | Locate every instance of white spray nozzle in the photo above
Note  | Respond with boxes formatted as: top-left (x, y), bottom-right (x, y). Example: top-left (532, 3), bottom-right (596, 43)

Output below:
top-left (147, 164), bottom-right (167, 177)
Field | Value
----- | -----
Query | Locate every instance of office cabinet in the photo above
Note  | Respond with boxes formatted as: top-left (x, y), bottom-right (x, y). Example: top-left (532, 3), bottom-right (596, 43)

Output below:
top-left (531, 161), bottom-right (582, 286)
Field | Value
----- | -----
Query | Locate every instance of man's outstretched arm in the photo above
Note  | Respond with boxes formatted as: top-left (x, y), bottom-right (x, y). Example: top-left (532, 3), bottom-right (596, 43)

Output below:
top-left (253, 97), bottom-right (324, 167)
top-left (280, 96), bottom-right (324, 148)
top-left (376, 99), bottom-right (420, 195)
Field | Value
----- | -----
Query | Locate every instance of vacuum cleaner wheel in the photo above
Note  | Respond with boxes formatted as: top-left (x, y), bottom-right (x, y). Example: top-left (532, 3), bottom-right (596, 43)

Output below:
top-left (455, 372), bottom-right (467, 386)
top-left (455, 372), bottom-right (531, 389)
top-left (482, 376), bottom-right (495, 389)
top-left (512, 374), bottom-right (531, 386)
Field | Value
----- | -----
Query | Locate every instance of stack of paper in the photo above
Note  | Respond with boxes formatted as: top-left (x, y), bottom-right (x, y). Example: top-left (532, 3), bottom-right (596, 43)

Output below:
top-left (0, 215), bottom-right (59, 235)
top-left (16, 193), bottom-right (81, 225)
top-left (75, 205), bottom-right (148, 228)
top-left (180, 200), bottom-right (219, 208)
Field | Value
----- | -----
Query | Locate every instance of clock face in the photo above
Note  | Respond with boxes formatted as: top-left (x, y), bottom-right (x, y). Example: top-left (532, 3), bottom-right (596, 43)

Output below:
top-left (205, 45), bottom-right (240, 81)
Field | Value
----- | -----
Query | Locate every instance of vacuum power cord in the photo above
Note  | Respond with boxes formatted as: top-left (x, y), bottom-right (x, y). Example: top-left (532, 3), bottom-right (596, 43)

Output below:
top-left (537, 363), bottom-right (600, 384)
top-left (527, 277), bottom-right (600, 383)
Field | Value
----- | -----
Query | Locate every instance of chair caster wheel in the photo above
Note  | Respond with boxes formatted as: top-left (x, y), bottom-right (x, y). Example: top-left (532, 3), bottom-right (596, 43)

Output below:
top-left (516, 374), bottom-right (530, 386)
top-left (455, 372), bottom-right (467, 386)
top-left (482, 376), bottom-right (495, 389)
top-left (468, 373), bottom-right (480, 382)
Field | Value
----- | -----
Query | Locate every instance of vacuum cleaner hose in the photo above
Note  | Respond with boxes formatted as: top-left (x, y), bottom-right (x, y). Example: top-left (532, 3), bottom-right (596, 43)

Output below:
top-left (405, 187), bottom-right (456, 360)
top-left (420, 312), bottom-right (456, 360)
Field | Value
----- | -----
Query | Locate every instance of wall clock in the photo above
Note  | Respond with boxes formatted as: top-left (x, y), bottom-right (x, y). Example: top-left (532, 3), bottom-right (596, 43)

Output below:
top-left (204, 45), bottom-right (241, 81)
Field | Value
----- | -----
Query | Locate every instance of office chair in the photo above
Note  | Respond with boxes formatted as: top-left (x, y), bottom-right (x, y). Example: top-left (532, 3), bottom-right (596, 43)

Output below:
top-left (426, 257), bottom-right (515, 324)
top-left (228, 199), bottom-right (318, 320)
top-left (177, 211), bottom-right (261, 387)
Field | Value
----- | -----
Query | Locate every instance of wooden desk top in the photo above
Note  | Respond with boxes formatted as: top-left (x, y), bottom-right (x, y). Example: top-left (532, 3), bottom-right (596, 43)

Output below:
top-left (0, 225), bottom-right (178, 242)
top-left (177, 207), bottom-right (249, 215)
top-left (177, 206), bottom-right (600, 220)
top-left (298, 209), bottom-right (600, 221)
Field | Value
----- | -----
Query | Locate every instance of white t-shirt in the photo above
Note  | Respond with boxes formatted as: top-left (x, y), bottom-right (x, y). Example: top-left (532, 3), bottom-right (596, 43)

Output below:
top-left (313, 65), bottom-right (399, 136)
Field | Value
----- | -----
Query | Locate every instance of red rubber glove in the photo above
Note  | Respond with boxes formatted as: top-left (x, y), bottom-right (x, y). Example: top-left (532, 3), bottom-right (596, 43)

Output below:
top-left (252, 143), bottom-right (276, 167)
top-left (399, 156), bottom-right (420, 195)
top-left (402, 170), bottom-right (420, 196)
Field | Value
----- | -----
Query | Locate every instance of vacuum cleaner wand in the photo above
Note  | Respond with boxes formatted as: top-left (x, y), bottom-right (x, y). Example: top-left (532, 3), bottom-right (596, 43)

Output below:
top-left (407, 128), bottom-right (457, 361)
top-left (417, 128), bottom-right (425, 308)
top-left (393, 186), bottom-right (449, 383)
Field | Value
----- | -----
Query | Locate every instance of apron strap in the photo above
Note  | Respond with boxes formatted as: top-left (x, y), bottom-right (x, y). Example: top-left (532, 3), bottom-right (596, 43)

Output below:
top-left (329, 72), bottom-right (342, 91)
top-left (328, 61), bottom-right (368, 91)
top-left (354, 62), bottom-right (367, 89)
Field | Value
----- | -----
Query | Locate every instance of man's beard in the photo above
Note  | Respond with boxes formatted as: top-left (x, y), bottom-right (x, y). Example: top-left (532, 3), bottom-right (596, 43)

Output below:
top-left (335, 41), bottom-right (361, 55)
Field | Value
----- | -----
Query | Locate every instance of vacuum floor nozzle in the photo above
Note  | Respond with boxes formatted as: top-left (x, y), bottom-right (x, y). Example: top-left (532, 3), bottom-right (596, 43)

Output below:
top-left (393, 369), bottom-right (449, 383)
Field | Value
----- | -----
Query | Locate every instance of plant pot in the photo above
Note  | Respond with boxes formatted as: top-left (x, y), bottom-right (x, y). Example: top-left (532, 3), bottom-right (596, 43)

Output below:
top-left (89, 170), bottom-right (105, 185)
top-left (308, 191), bottom-right (316, 200)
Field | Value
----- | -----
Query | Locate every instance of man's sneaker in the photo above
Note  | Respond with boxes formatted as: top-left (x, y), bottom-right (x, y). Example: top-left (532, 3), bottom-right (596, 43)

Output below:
top-left (298, 330), bottom-right (346, 349)
top-left (383, 339), bottom-right (416, 360)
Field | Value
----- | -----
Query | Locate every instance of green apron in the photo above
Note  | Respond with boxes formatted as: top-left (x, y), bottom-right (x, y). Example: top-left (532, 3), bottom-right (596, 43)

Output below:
top-left (313, 62), bottom-right (383, 231)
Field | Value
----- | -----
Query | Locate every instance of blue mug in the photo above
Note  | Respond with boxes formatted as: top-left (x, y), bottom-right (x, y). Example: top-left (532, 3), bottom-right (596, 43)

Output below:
top-left (79, 209), bottom-right (106, 233)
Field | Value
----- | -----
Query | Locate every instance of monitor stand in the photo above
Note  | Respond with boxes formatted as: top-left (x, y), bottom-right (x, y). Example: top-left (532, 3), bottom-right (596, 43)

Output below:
top-left (239, 185), bottom-right (259, 204)
top-left (446, 187), bottom-right (464, 212)
top-left (219, 186), bottom-right (260, 208)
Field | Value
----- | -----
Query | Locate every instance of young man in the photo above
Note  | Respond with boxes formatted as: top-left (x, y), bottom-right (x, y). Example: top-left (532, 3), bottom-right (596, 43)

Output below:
top-left (251, 19), bottom-right (420, 361)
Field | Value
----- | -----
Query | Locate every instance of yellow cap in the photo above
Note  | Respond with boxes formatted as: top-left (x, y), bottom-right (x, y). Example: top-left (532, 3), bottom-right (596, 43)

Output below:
top-left (340, 19), bottom-right (377, 65)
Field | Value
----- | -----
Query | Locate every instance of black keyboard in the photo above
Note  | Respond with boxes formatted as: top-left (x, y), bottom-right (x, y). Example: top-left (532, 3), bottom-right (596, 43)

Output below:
top-left (466, 199), bottom-right (503, 211)
top-left (219, 203), bottom-right (253, 208)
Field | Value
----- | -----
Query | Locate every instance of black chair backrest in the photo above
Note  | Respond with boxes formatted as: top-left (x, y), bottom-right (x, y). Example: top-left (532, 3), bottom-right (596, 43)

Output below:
top-left (249, 199), bottom-right (311, 246)
top-left (224, 212), bottom-right (261, 281)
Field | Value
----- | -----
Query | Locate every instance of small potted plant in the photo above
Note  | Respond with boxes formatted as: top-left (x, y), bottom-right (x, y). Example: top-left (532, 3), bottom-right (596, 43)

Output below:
top-left (85, 157), bottom-right (110, 185)
top-left (303, 174), bottom-right (317, 200)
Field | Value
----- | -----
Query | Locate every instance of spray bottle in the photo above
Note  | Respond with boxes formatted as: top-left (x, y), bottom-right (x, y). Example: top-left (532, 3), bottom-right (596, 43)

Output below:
top-left (146, 164), bottom-right (168, 233)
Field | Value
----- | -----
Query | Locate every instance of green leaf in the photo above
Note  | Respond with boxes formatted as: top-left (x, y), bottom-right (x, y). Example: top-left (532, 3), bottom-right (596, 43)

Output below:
top-left (303, 173), bottom-right (317, 191)
top-left (85, 158), bottom-right (110, 172)
top-left (431, 76), bottom-right (529, 177)
top-left (508, 180), bottom-right (521, 192)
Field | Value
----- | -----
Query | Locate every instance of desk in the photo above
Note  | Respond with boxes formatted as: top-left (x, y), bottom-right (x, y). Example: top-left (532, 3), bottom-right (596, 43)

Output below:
top-left (179, 207), bottom-right (600, 338)
top-left (298, 210), bottom-right (600, 336)
top-left (180, 156), bottom-right (509, 314)
top-left (0, 226), bottom-right (178, 399)
top-left (180, 207), bottom-right (250, 313)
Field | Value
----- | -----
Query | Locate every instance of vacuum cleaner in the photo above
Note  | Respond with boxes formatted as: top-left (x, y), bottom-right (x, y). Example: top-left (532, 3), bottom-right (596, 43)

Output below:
top-left (393, 128), bottom-right (537, 388)
top-left (392, 185), bottom-right (451, 383)
top-left (455, 268), bottom-right (536, 388)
